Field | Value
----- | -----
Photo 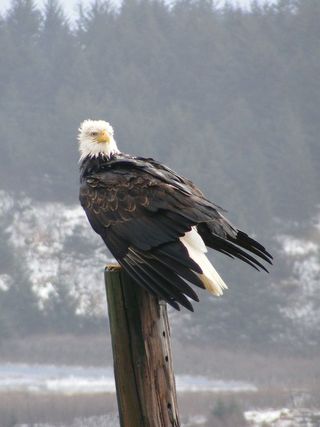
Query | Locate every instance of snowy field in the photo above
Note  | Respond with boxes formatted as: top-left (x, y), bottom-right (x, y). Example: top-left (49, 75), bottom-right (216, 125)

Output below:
top-left (1, 363), bottom-right (319, 426)
top-left (15, 408), bottom-right (320, 427)
top-left (0, 363), bottom-right (257, 394)
top-left (17, 416), bottom-right (118, 427)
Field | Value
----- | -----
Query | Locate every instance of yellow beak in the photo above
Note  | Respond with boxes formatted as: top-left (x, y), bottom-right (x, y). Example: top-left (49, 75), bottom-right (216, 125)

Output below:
top-left (97, 130), bottom-right (111, 143)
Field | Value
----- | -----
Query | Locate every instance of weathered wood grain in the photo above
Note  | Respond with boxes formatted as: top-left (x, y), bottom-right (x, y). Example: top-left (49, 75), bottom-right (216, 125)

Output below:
top-left (105, 266), bottom-right (180, 427)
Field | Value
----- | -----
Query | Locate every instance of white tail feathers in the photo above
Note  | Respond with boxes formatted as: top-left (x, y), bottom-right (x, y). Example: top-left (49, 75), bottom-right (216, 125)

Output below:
top-left (180, 227), bottom-right (228, 296)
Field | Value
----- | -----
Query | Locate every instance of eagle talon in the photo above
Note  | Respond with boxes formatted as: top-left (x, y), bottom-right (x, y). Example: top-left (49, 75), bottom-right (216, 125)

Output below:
top-left (106, 263), bottom-right (121, 272)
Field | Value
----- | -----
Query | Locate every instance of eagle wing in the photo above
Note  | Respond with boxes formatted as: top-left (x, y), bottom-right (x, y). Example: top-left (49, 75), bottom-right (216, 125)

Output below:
top-left (80, 157), bottom-right (272, 311)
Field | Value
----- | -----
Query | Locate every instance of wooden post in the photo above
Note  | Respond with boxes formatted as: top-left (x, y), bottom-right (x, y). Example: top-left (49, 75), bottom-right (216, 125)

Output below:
top-left (105, 265), bottom-right (180, 427)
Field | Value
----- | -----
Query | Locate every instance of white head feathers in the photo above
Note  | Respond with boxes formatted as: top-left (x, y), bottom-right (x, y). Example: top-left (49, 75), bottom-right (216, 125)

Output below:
top-left (78, 119), bottom-right (120, 160)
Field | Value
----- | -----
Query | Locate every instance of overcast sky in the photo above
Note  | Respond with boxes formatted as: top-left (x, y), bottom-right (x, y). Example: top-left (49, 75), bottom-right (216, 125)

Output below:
top-left (0, 0), bottom-right (276, 19)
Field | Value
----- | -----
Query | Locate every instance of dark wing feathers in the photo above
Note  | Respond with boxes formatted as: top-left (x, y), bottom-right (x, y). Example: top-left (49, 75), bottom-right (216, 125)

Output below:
top-left (80, 154), bottom-right (272, 310)
top-left (120, 258), bottom-right (181, 311)
top-left (151, 249), bottom-right (205, 290)
top-left (122, 252), bottom-right (194, 311)
top-left (154, 241), bottom-right (203, 274)
top-left (231, 230), bottom-right (273, 261)
top-left (198, 223), bottom-right (272, 273)
top-left (127, 249), bottom-right (197, 310)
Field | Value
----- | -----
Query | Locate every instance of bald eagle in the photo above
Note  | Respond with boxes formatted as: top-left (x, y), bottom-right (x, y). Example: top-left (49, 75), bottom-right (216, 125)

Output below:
top-left (79, 120), bottom-right (272, 311)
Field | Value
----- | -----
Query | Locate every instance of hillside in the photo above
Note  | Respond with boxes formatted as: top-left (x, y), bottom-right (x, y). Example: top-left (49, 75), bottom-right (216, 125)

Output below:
top-left (1, 190), bottom-right (320, 350)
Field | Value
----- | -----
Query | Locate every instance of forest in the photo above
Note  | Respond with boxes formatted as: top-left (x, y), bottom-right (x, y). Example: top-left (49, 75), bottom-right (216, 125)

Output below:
top-left (1, 0), bottom-right (319, 227)
top-left (0, 0), bottom-right (320, 349)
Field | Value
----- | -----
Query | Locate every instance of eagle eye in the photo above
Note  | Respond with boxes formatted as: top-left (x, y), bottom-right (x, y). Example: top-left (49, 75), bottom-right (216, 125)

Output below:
top-left (90, 131), bottom-right (98, 137)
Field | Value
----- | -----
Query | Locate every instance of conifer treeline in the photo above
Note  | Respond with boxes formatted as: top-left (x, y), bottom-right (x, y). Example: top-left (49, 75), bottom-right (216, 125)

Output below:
top-left (0, 0), bottom-right (319, 233)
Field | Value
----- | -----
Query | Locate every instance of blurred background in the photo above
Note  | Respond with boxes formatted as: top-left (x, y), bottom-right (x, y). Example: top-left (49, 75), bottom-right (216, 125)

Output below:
top-left (0, 0), bottom-right (319, 426)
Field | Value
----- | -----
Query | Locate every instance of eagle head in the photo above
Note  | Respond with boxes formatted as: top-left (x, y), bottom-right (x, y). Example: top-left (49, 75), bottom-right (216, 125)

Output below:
top-left (78, 119), bottom-right (119, 160)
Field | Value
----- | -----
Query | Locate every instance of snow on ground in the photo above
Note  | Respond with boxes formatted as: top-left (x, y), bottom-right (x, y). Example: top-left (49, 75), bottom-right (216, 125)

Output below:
top-left (0, 273), bottom-right (12, 291)
top-left (0, 191), bottom-right (113, 316)
top-left (245, 409), bottom-right (288, 425)
top-left (16, 408), bottom-right (320, 427)
top-left (245, 408), bottom-right (320, 426)
top-left (277, 217), bottom-right (320, 333)
top-left (280, 237), bottom-right (318, 257)
top-left (18, 415), bottom-right (119, 427)
top-left (0, 363), bottom-right (258, 394)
